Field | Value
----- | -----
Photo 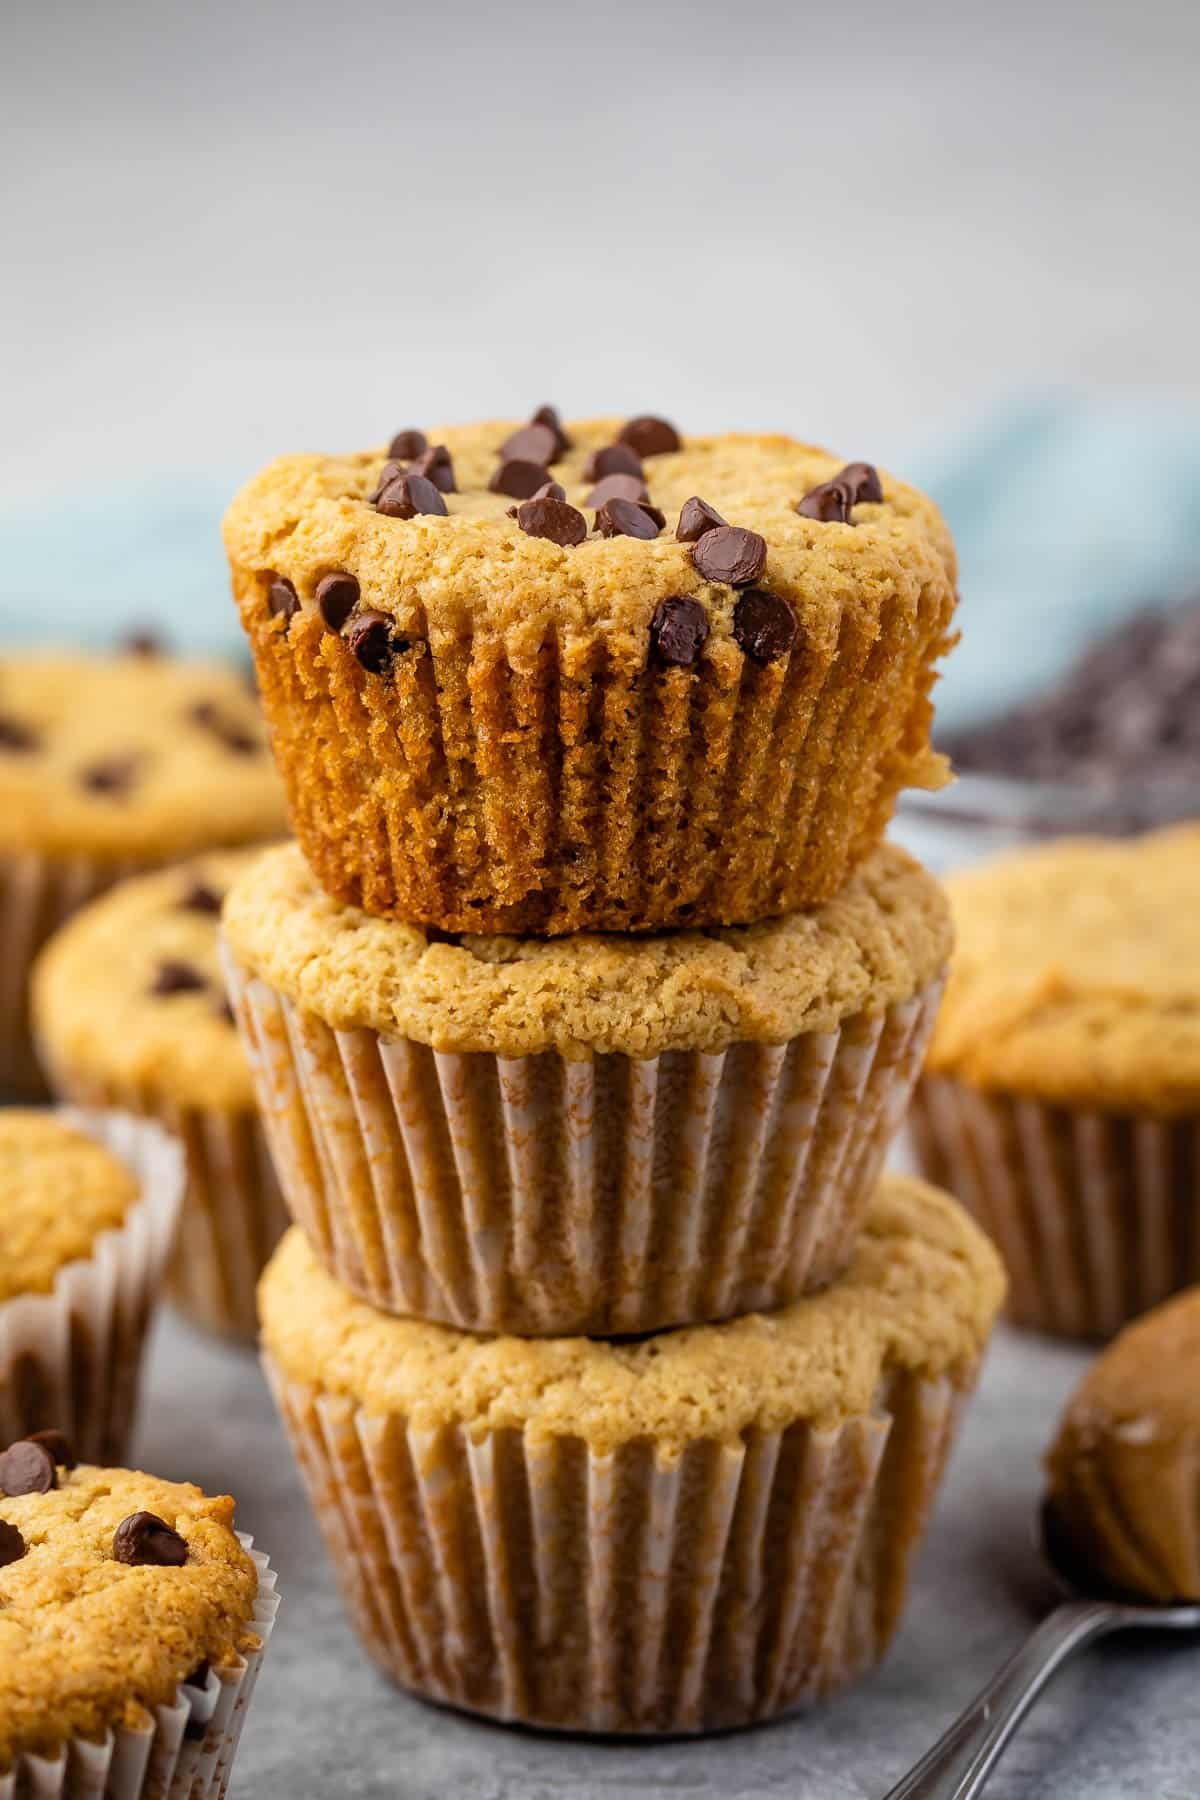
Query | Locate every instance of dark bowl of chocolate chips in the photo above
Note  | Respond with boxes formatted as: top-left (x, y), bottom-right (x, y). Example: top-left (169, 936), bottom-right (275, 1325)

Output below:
top-left (893, 596), bottom-right (1200, 875)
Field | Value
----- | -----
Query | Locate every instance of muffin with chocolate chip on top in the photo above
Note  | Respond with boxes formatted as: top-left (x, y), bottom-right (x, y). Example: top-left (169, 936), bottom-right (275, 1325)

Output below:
top-left (224, 410), bottom-right (958, 934)
top-left (0, 649), bottom-right (288, 1095)
top-left (0, 1437), bottom-right (277, 1796)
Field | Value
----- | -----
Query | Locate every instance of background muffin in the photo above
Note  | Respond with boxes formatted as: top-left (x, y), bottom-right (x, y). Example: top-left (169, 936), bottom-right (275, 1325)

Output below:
top-left (33, 851), bottom-right (288, 1342)
top-left (0, 651), bottom-right (287, 1096)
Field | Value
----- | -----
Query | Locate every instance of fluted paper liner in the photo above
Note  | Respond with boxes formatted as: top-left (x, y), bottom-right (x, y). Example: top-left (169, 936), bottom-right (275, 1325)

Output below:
top-left (909, 1075), bottom-right (1200, 1339)
top-left (34, 1056), bottom-right (288, 1344)
top-left (0, 851), bottom-right (149, 1099)
top-left (0, 1110), bottom-right (182, 1462)
top-left (0, 1536), bottom-right (277, 1800)
top-left (234, 576), bottom-right (952, 932)
top-left (265, 1360), bottom-right (969, 1734)
top-left (226, 948), bottom-right (943, 1335)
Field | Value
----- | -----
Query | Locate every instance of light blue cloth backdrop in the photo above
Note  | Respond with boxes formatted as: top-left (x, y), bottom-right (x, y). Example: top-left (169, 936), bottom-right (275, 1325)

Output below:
top-left (3, 398), bottom-right (1199, 730)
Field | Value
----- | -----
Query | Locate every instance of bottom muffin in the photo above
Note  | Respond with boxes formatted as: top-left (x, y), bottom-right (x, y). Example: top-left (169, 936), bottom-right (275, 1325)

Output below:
top-left (0, 1439), bottom-right (278, 1798)
top-left (261, 1174), bottom-right (1005, 1735)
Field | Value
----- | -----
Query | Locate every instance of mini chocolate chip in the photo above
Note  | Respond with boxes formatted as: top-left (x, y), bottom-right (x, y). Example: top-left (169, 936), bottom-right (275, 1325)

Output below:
top-left (499, 422), bottom-right (560, 467)
top-left (651, 597), bottom-right (709, 668)
top-left (691, 525), bottom-right (767, 587)
top-left (583, 443), bottom-right (644, 483)
top-left (346, 610), bottom-right (401, 675)
top-left (512, 495), bottom-right (588, 546)
top-left (178, 879), bottom-right (223, 915)
top-left (618, 415), bottom-right (681, 458)
top-left (595, 497), bottom-right (662, 540)
top-left (838, 461), bottom-right (883, 504)
top-left (267, 576), bottom-right (300, 626)
top-left (532, 480), bottom-right (566, 501)
top-left (376, 472), bottom-right (448, 519)
top-left (410, 445), bottom-right (456, 493)
top-left (0, 1439), bottom-right (56, 1497)
top-left (0, 715), bottom-right (37, 752)
top-left (367, 460), bottom-right (406, 504)
top-left (316, 571), bottom-right (361, 632)
top-left (188, 702), bottom-right (259, 756)
top-left (0, 1520), bottom-right (25, 1567)
top-left (151, 959), bottom-right (208, 997)
top-left (388, 428), bottom-right (428, 461)
top-left (113, 1511), bottom-right (188, 1567)
top-left (122, 630), bottom-right (164, 657)
top-left (489, 459), bottom-right (553, 500)
top-left (796, 479), bottom-right (852, 523)
top-left (27, 1429), bottom-right (77, 1470)
top-left (733, 589), bottom-right (797, 664)
top-left (585, 472), bottom-right (650, 509)
top-left (675, 496), bottom-right (727, 543)
top-left (80, 755), bottom-right (140, 795)
top-left (531, 405), bottom-right (572, 455)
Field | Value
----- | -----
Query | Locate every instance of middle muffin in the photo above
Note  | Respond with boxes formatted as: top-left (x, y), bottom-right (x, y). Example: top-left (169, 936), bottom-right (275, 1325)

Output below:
top-left (222, 839), bottom-right (950, 1336)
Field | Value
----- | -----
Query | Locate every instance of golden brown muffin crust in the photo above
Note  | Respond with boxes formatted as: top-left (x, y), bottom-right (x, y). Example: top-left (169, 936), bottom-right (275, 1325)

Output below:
top-left (223, 839), bottom-right (952, 1059)
top-left (0, 653), bottom-right (287, 861)
top-left (928, 826), bottom-right (1200, 1115)
top-left (0, 1463), bottom-right (258, 1767)
top-left (0, 1112), bottom-right (139, 1302)
top-left (33, 851), bottom-right (267, 1113)
top-left (260, 1175), bottom-right (1005, 1453)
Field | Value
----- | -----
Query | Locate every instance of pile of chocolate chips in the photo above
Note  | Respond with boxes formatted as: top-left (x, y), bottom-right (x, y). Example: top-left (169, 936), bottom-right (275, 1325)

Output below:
top-left (943, 597), bottom-right (1200, 791)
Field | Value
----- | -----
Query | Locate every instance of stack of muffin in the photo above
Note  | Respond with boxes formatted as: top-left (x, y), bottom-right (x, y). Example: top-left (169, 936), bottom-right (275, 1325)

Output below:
top-left (220, 411), bottom-right (1005, 1733)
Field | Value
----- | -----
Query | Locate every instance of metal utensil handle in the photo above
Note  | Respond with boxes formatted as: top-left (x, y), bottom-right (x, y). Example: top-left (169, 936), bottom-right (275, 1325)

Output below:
top-left (881, 1599), bottom-right (1119, 1800)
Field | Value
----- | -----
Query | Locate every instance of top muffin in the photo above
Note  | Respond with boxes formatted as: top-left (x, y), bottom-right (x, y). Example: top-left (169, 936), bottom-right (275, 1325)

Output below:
top-left (224, 410), bottom-right (958, 934)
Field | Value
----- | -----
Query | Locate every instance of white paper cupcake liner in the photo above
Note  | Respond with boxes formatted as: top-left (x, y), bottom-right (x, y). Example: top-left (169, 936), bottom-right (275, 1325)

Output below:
top-left (909, 1075), bottom-right (1200, 1338)
top-left (226, 949), bottom-right (943, 1335)
top-left (0, 1109), bottom-right (183, 1462)
top-left (265, 1358), bottom-right (969, 1734)
top-left (0, 1535), bottom-right (278, 1800)
top-left (0, 851), bottom-right (148, 1100)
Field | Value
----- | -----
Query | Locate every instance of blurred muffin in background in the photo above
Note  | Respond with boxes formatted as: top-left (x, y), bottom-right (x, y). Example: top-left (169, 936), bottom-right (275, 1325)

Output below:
top-left (33, 850), bottom-right (287, 1343)
top-left (0, 649), bottom-right (287, 1096)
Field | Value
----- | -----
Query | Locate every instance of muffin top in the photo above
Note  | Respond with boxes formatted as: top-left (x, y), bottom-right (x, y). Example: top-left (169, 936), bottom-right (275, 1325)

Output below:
top-left (223, 839), bottom-right (952, 1059)
top-left (33, 851), bottom-right (265, 1112)
top-left (928, 826), bottom-right (1200, 1115)
top-left (1045, 1287), bottom-right (1200, 1601)
top-left (0, 1449), bottom-right (258, 1768)
top-left (261, 1175), bottom-right (1005, 1453)
top-left (0, 652), bottom-right (287, 860)
top-left (223, 413), bottom-right (956, 676)
top-left (0, 1112), bottom-right (139, 1302)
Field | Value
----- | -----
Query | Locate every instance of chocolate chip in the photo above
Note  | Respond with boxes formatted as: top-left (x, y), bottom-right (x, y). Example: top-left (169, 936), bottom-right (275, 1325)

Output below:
top-left (316, 571), bottom-right (360, 632)
top-left (113, 1511), bottom-right (188, 1567)
top-left (691, 525), bottom-right (767, 587)
top-left (151, 959), bottom-right (208, 997)
top-left (499, 422), bottom-right (560, 467)
top-left (388, 428), bottom-right (428, 461)
top-left (0, 715), bottom-right (37, 752)
top-left (376, 472), bottom-right (448, 519)
top-left (267, 576), bottom-right (300, 627)
top-left (531, 405), bottom-right (572, 455)
top-left (651, 597), bottom-right (709, 668)
top-left (0, 1520), bottom-right (25, 1567)
top-left (838, 461), bottom-right (883, 504)
top-left (346, 610), bottom-right (403, 674)
top-left (583, 443), bottom-right (644, 483)
top-left (0, 1439), bottom-right (56, 1496)
top-left (410, 445), bottom-right (456, 493)
top-left (618, 415), bottom-right (681, 458)
top-left (367, 460), bottom-right (406, 504)
top-left (796, 479), bottom-right (852, 523)
top-left (675, 496), bottom-right (727, 543)
top-left (733, 589), bottom-right (797, 663)
top-left (122, 630), bottom-right (164, 657)
top-left (26, 1429), bottom-right (76, 1470)
top-left (489, 459), bottom-right (553, 500)
top-left (511, 495), bottom-right (588, 546)
top-left (178, 879), bottom-right (223, 915)
top-left (585, 472), bottom-right (650, 509)
top-left (595, 497), bottom-right (662, 540)
top-left (532, 480), bottom-right (566, 502)
top-left (80, 755), bottom-right (140, 795)
top-left (188, 702), bottom-right (259, 756)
